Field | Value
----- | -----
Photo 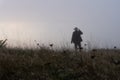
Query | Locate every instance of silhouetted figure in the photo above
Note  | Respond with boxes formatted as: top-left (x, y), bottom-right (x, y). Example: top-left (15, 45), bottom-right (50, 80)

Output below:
top-left (71, 27), bottom-right (83, 51)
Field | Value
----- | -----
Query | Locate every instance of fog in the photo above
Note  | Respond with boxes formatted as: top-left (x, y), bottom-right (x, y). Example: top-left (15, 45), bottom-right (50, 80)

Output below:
top-left (0, 0), bottom-right (120, 48)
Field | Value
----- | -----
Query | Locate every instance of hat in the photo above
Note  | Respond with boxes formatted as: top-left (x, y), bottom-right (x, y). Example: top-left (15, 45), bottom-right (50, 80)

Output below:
top-left (74, 27), bottom-right (78, 30)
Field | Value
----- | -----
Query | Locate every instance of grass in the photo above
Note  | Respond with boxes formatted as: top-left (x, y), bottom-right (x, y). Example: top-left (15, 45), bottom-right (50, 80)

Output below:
top-left (0, 47), bottom-right (120, 80)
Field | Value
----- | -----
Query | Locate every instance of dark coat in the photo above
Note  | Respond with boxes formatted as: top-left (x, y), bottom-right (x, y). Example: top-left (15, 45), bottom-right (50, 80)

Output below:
top-left (71, 30), bottom-right (83, 44)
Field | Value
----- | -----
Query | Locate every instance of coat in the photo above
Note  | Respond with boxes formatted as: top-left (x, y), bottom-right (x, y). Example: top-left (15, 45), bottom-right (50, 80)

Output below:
top-left (71, 30), bottom-right (83, 44)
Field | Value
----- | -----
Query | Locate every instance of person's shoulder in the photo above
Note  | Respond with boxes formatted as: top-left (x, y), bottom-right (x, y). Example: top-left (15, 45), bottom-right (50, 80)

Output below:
top-left (73, 31), bottom-right (76, 33)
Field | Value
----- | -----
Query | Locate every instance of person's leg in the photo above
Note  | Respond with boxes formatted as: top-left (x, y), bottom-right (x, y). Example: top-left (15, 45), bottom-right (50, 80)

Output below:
top-left (78, 42), bottom-right (82, 51)
top-left (74, 43), bottom-right (77, 51)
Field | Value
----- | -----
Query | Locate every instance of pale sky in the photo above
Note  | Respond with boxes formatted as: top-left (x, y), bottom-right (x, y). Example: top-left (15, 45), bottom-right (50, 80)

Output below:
top-left (0, 0), bottom-right (120, 48)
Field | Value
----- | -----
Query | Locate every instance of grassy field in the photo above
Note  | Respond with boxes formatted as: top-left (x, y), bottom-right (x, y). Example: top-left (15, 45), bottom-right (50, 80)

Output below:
top-left (0, 47), bottom-right (120, 80)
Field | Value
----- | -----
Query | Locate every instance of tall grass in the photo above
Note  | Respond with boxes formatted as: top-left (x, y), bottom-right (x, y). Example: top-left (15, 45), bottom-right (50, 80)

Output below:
top-left (0, 46), bottom-right (120, 80)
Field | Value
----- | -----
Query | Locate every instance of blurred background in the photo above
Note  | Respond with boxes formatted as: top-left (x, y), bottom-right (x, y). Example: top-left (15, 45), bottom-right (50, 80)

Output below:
top-left (0, 0), bottom-right (120, 49)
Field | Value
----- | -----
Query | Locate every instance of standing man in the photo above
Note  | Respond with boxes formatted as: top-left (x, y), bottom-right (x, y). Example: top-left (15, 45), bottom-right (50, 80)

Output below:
top-left (71, 27), bottom-right (83, 51)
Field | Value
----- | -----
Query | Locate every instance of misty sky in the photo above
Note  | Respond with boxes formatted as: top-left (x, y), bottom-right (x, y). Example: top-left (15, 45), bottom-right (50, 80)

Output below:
top-left (0, 0), bottom-right (120, 48)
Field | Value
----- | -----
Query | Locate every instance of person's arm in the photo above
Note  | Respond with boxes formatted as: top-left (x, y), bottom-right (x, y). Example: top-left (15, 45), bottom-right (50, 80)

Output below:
top-left (71, 33), bottom-right (74, 43)
top-left (78, 29), bottom-right (83, 35)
